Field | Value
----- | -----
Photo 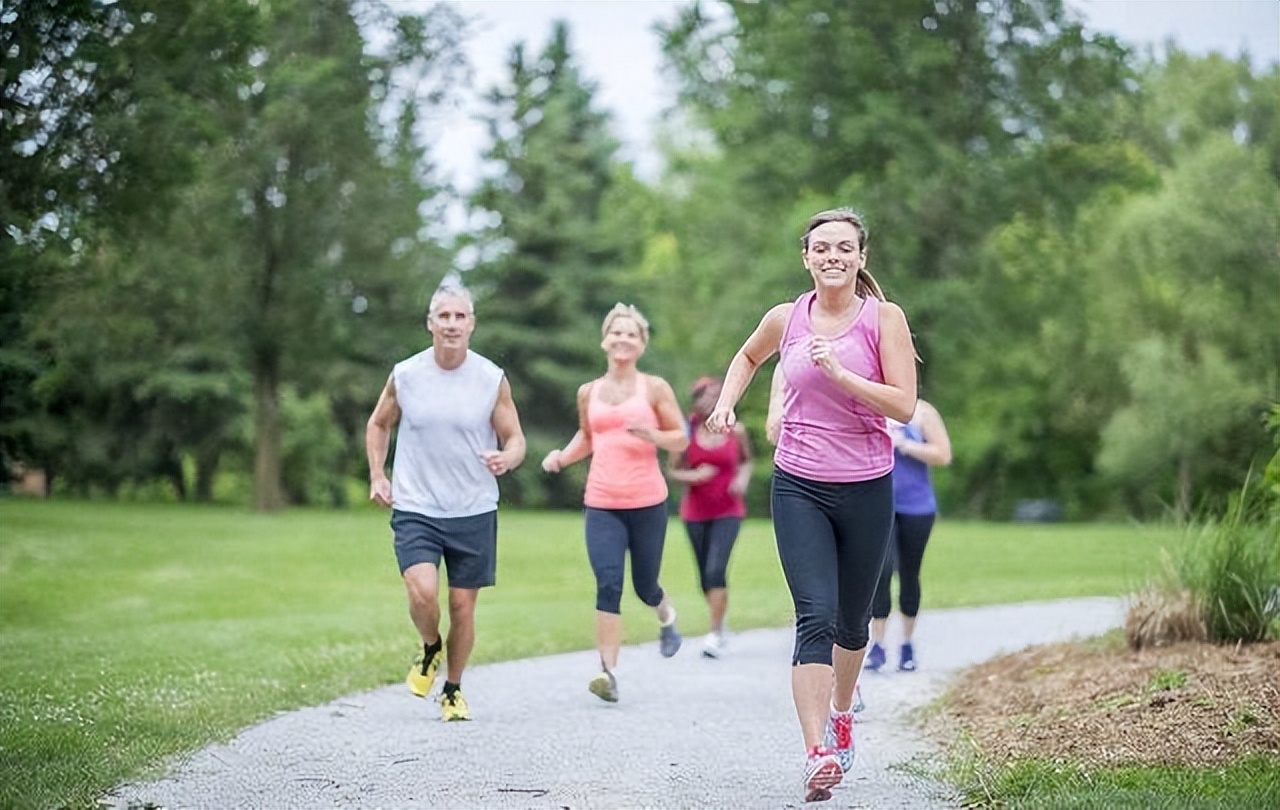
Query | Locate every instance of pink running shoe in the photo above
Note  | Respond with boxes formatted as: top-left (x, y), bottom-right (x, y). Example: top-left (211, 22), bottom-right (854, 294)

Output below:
top-left (822, 706), bottom-right (856, 772)
top-left (803, 748), bottom-right (843, 802)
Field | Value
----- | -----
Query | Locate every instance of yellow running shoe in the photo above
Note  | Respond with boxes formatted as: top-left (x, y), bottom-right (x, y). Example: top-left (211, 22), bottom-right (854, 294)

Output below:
top-left (439, 688), bottom-right (471, 721)
top-left (588, 668), bottom-right (619, 703)
top-left (406, 645), bottom-right (442, 698)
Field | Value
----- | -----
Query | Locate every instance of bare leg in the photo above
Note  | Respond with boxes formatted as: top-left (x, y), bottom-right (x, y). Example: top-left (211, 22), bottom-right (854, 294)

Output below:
top-left (402, 563), bottom-right (442, 645)
top-left (597, 610), bottom-right (622, 669)
top-left (831, 645), bottom-right (866, 713)
top-left (869, 616), bottom-right (888, 645)
top-left (901, 614), bottom-right (917, 642)
top-left (705, 587), bottom-right (728, 632)
top-left (444, 587), bottom-right (478, 683)
top-left (656, 595), bottom-right (676, 625)
top-left (792, 663), bottom-right (835, 750)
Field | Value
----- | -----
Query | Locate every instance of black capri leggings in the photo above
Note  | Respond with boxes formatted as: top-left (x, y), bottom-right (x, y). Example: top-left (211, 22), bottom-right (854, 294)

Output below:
top-left (584, 504), bottom-right (669, 614)
top-left (871, 512), bottom-right (936, 620)
top-left (684, 517), bottom-right (741, 592)
top-left (771, 468), bottom-right (894, 666)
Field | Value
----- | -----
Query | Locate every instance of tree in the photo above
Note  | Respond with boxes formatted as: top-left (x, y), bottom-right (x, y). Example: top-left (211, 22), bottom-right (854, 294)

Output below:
top-left (1, 0), bottom-right (256, 484)
top-left (466, 21), bottom-right (642, 506)
top-left (1083, 134), bottom-right (1279, 516)
top-left (3, 1), bottom-right (468, 506)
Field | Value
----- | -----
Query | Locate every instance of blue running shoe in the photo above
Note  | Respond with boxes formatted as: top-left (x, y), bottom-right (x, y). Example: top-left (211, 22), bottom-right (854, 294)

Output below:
top-left (864, 642), bottom-right (886, 672)
top-left (898, 642), bottom-right (916, 672)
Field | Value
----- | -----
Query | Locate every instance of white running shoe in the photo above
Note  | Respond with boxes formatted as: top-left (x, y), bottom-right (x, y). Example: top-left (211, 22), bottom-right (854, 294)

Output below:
top-left (701, 630), bottom-right (726, 659)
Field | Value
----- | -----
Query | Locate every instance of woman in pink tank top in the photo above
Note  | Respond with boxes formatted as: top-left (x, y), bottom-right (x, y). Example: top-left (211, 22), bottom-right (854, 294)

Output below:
top-left (705, 209), bottom-right (919, 803)
top-left (541, 304), bottom-right (690, 704)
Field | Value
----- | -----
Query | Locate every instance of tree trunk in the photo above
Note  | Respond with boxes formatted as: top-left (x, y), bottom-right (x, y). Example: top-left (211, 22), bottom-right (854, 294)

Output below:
top-left (252, 364), bottom-right (285, 512)
top-left (1176, 454), bottom-right (1193, 521)
top-left (194, 446), bottom-right (220, 502)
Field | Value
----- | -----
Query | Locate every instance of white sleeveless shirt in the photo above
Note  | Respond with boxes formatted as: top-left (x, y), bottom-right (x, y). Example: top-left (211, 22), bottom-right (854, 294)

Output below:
top-left (390, 347), bottom-right (505, 518)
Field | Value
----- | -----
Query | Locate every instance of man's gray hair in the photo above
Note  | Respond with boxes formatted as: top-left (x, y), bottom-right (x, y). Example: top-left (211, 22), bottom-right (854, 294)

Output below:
top-left (427, 279), bottom-right (475, 319)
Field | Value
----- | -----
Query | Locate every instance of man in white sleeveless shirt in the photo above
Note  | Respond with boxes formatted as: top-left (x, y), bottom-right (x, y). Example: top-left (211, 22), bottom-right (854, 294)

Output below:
top-left (365, 283), bottom-right (526, 721)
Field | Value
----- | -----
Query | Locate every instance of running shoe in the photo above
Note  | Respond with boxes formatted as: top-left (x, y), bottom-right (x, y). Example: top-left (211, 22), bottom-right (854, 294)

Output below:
top-left (898, 642), bottom-right (916, 672)
top-left (439, 688), bottom-right (471, 721)
top-left (659, 613), bottom-right (682, 658)
top-left (822, 707), bottom-right (856, 772)
top-left (406, 644), bottom-right (443, 697)
top-left (864, 642), bottom-right (886, 672)
top-left (588, 668), bottom-right (619, 703)
top-left (852, 684), bottom-right (866, 714)
top-left (701, 630), bottom-right (725, 659)
top-left (802, 748), bottom-right (843, 802)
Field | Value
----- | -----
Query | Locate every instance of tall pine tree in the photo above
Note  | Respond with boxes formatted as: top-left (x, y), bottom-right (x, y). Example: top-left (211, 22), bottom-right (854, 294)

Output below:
top-left (467, 21), bottom-right (643, 507)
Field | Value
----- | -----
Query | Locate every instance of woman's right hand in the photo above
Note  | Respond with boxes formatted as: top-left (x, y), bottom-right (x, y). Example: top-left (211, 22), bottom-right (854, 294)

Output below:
top-left (704, 406), bottom-right (736, 434)
top-left (541, 449), bottom-right (563, 473)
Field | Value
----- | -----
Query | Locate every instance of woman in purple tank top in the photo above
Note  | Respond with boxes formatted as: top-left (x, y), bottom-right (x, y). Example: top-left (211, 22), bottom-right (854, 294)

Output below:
top-left (705, 208), bottom-right (918, 803)
top-left (865, 398), bottom-right (952, 675)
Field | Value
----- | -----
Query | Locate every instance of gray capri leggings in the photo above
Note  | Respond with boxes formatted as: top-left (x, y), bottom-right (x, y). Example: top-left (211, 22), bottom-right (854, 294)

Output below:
top-left (585, 503), bottom-right (669, 614)
top-left (684, 517), bottom-right (741, 592)
top-left (771, 467), bottom-right (895, 666)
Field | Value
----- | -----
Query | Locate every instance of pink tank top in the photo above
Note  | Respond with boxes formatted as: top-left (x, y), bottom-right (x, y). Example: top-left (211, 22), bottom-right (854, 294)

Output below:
top-left (774, 291), bottom-right (893, 482)
top-left (584, 374), bottom-right (670, 509)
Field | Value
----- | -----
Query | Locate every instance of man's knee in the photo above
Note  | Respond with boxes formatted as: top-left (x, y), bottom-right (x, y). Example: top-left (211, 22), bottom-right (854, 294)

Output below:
top-left (403, 563), bottom-right (440, 607)
top-left (448, 588), bottom-right (478, 621)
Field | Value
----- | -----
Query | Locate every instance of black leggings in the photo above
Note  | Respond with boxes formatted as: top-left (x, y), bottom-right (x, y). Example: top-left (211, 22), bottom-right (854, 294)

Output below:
top-left (684, 517), bottom-right (741, 591)
top-left (584, 504), bottom-right (669, 614)
top-left (872, 512), bottom-right (936, 620)
top-left (771, 468), bottom-right (894, 666)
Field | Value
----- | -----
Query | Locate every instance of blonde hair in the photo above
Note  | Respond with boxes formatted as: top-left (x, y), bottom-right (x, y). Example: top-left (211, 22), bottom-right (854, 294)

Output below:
top-left (801, 208), bottom-right (886, 301)
top-left (601, 303), bottom-right (650, 344)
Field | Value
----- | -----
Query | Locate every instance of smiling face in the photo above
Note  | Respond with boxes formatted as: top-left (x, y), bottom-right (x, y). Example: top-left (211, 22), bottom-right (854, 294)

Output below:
top-left (427, 293), bottom-right (475, 350)
top-left (601, 314), bottom-right (647, 361)
top-left (802, 220), bottom-right (866, 290)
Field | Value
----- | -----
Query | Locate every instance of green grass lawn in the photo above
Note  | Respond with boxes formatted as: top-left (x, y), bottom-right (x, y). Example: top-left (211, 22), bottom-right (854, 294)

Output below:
top-left (0, 499), bottom-right (1181, 809)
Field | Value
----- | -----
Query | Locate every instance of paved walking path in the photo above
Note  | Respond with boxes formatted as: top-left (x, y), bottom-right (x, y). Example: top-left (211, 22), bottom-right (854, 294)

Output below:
top-left (105, 597), bottom-right (1124, 809)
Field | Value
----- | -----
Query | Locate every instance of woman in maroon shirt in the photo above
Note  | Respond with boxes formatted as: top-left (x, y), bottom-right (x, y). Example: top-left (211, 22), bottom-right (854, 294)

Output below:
top-left (669, 376), bottom-right (753, 658)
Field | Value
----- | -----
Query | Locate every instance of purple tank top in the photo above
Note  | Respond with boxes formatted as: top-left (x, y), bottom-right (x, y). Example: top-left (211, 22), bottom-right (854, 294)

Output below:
top-left (891, 421), bottom-right (937, 514)
top-left (774, 291), bottom-right (893, 483)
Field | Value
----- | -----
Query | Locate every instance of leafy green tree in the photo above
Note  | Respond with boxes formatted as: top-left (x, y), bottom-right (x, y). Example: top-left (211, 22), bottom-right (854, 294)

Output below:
top-left (4, 1), bottom-right (467, 506)
top-left (1082, 134), bottom-right (1279, 516)
top-left (466, 21), bottom-right (643, 506)
top-left (157, 0), bottom-right (466, 509)
top-left (1, 0), bottom-right (256, 484)
top-left (652, 0), bottom-right (1141, 515)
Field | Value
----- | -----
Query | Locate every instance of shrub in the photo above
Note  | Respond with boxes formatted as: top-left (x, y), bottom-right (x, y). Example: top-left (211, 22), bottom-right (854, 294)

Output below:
top-left (1176, 477), bottom-right (1280, 643)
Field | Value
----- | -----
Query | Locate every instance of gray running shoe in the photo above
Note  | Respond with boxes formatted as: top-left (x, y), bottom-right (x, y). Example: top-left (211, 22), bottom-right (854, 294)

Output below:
top-left (659, 618), bottom-right (682, 658)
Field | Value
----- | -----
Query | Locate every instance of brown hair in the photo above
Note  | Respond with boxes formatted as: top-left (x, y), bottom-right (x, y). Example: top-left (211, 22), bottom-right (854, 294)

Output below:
top-left (801, 208), bottom-right (885, 301)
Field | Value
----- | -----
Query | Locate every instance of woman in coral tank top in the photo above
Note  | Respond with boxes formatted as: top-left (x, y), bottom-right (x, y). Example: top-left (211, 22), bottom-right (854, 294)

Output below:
top-left (541, 304), bottom-right (690, 705)
top-left (705, 209), bottom-right (918, 803)
top-left (669, 375), bottom-right (753, 659)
